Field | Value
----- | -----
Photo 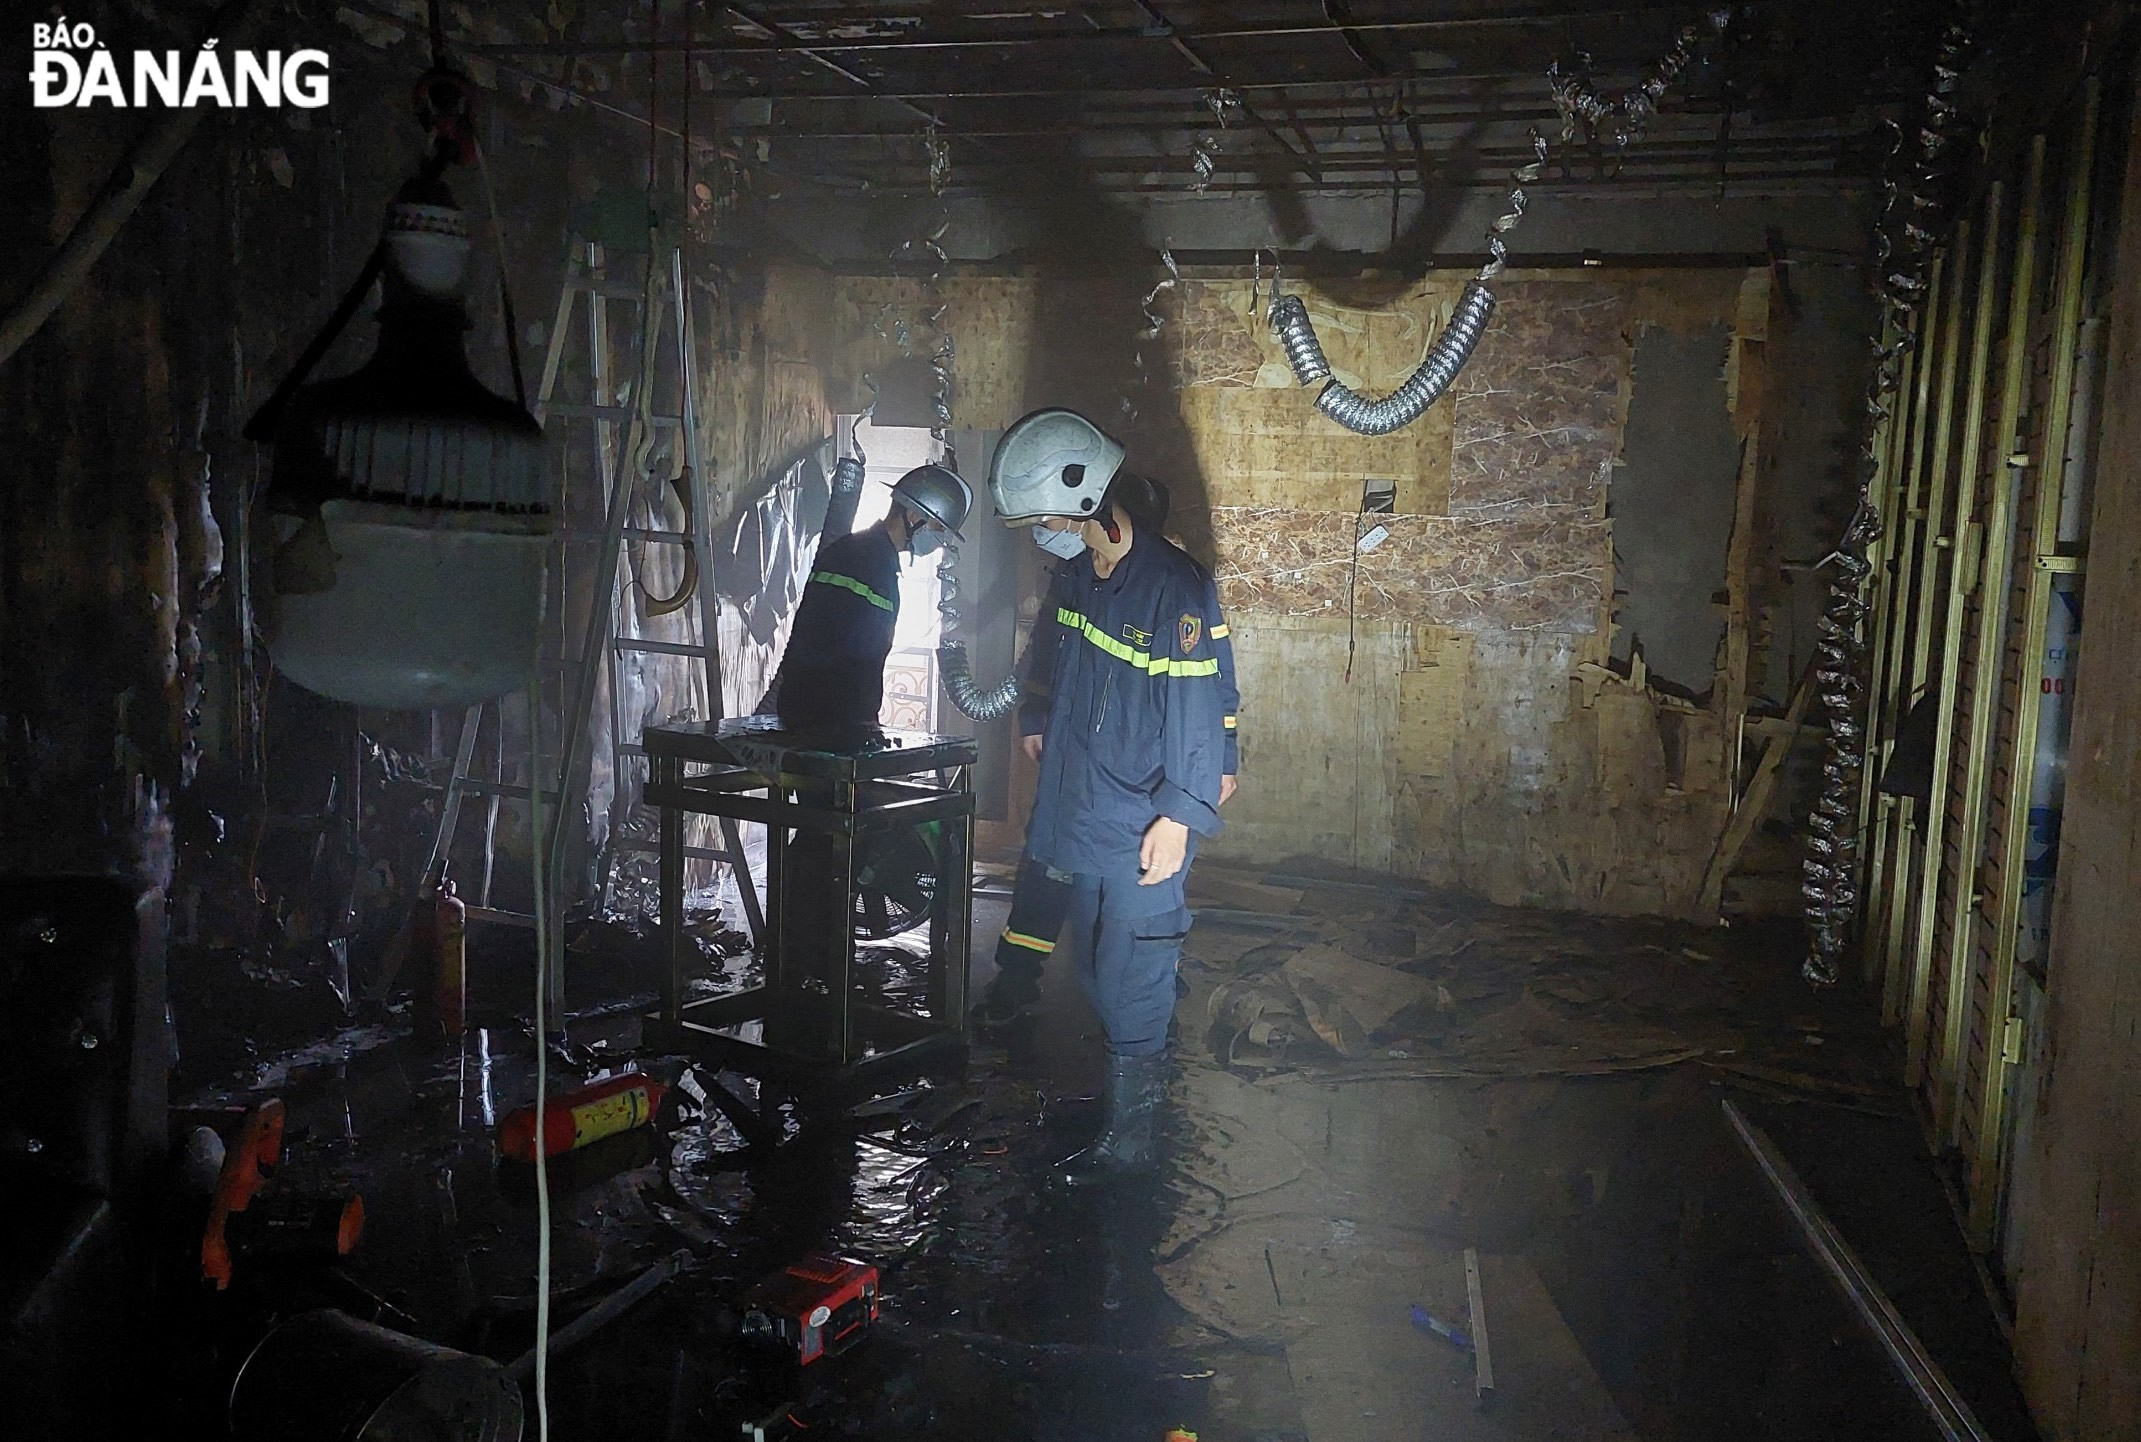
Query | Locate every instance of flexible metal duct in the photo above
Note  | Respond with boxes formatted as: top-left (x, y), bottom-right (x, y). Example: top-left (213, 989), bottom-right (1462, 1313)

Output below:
top-left (821, 454), bottom-right (866, 542)
top-left (935, 536), bottom-right (1019, 720)
top-left (1265, 12), bottom-right (1724, 438)
top-left (1801, 23), bottom-right (1971, 986)
top-left (1269, 282), bottom-right (1499, 436)
top-left (938, 640), bottom-right (1020, 722)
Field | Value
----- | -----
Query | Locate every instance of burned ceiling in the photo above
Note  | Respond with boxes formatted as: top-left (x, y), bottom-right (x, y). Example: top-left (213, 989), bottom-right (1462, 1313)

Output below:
top-left (428, 1), bottom-right (1923, 205)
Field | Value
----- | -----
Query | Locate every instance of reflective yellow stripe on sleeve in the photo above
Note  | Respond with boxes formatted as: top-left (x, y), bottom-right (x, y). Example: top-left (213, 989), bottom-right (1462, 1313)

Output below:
top-left (1055, 607), bottom-right (1220, 677)
top-left (1209, 623), bottom-right (1230, 638)
top-left (1224, 715), bottom-right (1238, 729)
top-left (810, 570), bottom-right (895, 612)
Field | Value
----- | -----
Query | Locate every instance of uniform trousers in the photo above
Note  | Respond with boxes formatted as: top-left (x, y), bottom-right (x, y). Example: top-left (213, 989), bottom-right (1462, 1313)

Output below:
top-left (1062, 869), bottom-right (1192, 1058)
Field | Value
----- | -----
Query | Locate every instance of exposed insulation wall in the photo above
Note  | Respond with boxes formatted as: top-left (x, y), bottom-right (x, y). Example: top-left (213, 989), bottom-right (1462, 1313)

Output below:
top-left (1167, 269), bottom-right (1771, 917)
top-left (1176, 276), bottom-right (1625, 634)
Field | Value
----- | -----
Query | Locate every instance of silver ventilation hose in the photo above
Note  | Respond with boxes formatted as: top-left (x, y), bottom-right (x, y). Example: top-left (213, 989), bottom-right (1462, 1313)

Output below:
top-left (1265, 131), bottom-right (1543, 435)
top-left (1801, 24), bottom-right (1970, 986)
top-left (1269, 282), bottom-right (1500, 436)
top-left (937, 548), bottom-right (1020, 722)
top-left (1266, 15), bottom-right (1730, 437)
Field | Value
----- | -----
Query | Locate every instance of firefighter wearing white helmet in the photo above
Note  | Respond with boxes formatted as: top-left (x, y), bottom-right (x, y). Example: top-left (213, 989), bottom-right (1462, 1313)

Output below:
top-left (987, 408), bottom-right (1238, 1185)
top-left (766, 462), bottom-right (970, 731)
top-left (988, 407), bottom-right (1128, 524)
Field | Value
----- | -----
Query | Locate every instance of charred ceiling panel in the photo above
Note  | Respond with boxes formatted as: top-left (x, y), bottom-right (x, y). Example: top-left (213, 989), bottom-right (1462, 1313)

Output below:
top-left (1610, 324), bottom-right (1742, 694)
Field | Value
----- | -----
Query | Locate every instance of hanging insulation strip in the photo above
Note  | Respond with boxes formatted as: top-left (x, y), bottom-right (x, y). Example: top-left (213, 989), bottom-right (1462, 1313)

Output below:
top-left (922, 127), bottom-right (954, 444)
top-left (1546, 16), bottom-right (1713, 154)
top-left (1190, 87), bottom-right (1242, 192)
top-left (1267, 15), bottom-right (1723, 437)
top-left (1801, 23), bottom-right (1971, 987)
top-left (1121, 249), bottom-right (1182, 429)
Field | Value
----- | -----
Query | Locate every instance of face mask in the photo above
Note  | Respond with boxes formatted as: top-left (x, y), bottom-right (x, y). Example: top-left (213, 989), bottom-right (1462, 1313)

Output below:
top-left (1032, 524), bottom-right (1087, 559)
top-left (908, 524), bottom-right (946, 559)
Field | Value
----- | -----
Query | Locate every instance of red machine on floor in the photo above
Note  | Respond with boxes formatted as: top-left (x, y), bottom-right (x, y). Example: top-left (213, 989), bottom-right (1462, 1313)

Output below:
top-left (740, 1255), bottom-right (879, 1365)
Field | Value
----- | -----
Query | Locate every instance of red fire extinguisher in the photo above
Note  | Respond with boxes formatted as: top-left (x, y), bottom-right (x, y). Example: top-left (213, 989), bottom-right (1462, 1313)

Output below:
top-left (434, 872), bottom-right (467, 1038)
top-left (498, 1072), bottom-right (667, 1162)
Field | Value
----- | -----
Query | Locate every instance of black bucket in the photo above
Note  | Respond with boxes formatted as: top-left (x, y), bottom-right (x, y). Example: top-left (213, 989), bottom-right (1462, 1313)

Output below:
top-left (229, 1309), bottom-right (523, 1442)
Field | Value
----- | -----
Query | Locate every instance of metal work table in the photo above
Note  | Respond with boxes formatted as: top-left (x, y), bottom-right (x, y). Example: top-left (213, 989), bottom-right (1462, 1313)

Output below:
top-left (641, 718), bottom-right (976, 1119)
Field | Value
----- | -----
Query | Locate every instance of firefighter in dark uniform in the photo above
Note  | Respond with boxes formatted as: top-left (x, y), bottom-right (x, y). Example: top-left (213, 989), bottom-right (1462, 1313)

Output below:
top-left (762, 462), bottom-right (971, 985)
top-left (987, 408), bottom-right (1232, 1184)
top-left (766, 463), bottom-right (971, 731)
top-left (975, 473), bottom-right (1241, 1026)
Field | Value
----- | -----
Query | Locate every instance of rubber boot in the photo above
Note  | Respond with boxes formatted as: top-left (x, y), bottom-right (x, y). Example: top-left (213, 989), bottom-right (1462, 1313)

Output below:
top-left (973, 966), bottom-right (1043, 1027)
top-left (1056, 1051), bottom-right (1169, 1187)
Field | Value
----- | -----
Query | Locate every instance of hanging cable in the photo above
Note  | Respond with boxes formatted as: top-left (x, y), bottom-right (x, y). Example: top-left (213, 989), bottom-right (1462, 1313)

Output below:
top-left (1266, 14), bottom-right (1730, 436)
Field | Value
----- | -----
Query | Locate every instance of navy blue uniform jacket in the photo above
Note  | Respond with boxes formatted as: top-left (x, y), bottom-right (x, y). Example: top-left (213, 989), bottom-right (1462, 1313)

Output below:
top-left (774, 527), bottom-right (900, 730)
top-left (1017, 534), bottom-right (1231, 884)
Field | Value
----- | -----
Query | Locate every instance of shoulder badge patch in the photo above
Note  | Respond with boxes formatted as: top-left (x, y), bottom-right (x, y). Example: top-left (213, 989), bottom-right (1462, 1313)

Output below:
top-left (1178, 612), bottom-right (1202, 655)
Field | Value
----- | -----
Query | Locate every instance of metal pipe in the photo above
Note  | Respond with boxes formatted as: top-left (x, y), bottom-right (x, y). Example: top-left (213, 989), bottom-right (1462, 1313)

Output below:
top-left (1904, 182), bottom-right (2007, 1086)
top-left (0, 0), bottom-right (269, 370)
top-left (1722, 1100), bottom-right (1998, 1442)
top-left (1967, 83), bottom-right (2099, 1243)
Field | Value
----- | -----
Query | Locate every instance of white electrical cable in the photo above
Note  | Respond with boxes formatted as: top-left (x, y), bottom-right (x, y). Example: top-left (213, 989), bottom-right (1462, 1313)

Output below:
top-left (525, 678), bottom-right (553, 1441)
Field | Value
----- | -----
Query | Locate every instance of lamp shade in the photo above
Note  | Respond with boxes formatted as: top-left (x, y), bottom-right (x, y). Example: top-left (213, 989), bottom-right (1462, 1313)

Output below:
top-left (255, 180), bottom-right (551, 711)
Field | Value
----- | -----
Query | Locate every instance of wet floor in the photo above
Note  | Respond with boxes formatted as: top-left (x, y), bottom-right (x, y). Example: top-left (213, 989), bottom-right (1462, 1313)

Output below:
top-left (173, 876), bottom-right (2038, 1441)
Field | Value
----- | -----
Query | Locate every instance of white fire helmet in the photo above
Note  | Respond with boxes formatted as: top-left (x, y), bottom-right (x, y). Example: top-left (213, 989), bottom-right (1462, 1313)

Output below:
top-left (987, 408), bottom-right (1126, 524)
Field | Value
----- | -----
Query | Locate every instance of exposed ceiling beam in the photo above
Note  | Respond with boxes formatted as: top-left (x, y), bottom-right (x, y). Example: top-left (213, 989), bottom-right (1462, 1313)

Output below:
top-left (719, 2), bottom-right (935, 124)
top-left (1127, 0), bottom-right (1323, 180)
top-left (463, 5), bottom-right (1761, 57)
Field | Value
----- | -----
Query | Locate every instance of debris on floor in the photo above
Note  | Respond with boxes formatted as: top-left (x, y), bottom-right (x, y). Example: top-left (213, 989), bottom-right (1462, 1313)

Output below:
top-left (139, 862), bottom-right (2033, 1442)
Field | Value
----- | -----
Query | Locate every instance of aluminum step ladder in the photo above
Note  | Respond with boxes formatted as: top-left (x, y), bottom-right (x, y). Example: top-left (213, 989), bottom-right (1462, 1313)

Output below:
top-left (420, 240), bottom-right (761, 1002)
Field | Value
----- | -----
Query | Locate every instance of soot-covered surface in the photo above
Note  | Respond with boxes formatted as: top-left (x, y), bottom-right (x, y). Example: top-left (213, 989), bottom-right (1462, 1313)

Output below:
top-left (174, 877), bottom-right (2035, 1441)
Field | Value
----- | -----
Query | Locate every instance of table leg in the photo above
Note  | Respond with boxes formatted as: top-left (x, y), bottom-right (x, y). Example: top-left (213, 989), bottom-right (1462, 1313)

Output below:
top-left (832, 821), bottom-right (857, 1066)
top-left (763, 791), bottom-right (787, 993)
top-left (659, 755), bottom-right (684, 1026)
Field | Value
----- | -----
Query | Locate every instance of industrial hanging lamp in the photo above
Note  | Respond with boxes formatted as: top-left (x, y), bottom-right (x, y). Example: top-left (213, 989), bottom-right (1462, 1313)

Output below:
top-left (244, 68), bottom-right (549, 711)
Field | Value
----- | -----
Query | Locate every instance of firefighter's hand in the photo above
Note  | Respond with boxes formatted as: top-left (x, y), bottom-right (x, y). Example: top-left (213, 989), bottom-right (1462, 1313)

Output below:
top-left (1220, 775), bottom-right (1238, 807)
top-left (1139, 818), bottom-right (1190, 885)
top-left (1022, 733), bottom-right (1044, 762)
